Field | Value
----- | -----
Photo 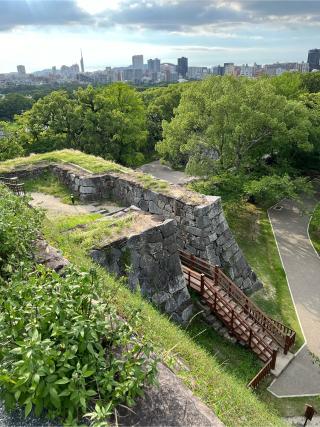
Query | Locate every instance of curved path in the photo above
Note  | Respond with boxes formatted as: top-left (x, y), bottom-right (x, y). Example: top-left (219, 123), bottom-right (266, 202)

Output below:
top-left (139, 160), bottom-right (194, 185)
top-left (268, 182), bottom-right (320, 397)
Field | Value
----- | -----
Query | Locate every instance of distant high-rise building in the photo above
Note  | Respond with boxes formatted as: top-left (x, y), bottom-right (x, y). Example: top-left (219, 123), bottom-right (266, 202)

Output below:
top-left (224, 63), bottom-right (235, 76)
top-left (80, 49), bottom-right (85, 73)
top-left (147, 58), bottom-right (160, 73)
top-left (307, 49), bottom-right (320, 71)
top-left (132, 55), bottom-right (144, 69)
top-left (17, 65), bottom-right (26, 74)
top-left (177, 57), bottom-right (188, 78)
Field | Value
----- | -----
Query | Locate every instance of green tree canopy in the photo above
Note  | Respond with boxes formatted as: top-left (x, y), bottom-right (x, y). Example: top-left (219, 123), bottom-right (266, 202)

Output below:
top-left (301, 71), bottom-right (320, 93)
top-left (141, 84), bottom-right (185, 153)
top-left (0, 93), bottom-right (34, 121)
top-left (157, 76), bottom-right (311, 176)
top-left (10, 83), bottom-right (147, 166)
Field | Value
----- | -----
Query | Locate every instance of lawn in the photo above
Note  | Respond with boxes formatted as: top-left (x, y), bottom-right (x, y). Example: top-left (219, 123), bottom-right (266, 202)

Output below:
top-left (42, 213), bottom-right (286, 427)
top-left (309, 203), bottom-right (320, 255)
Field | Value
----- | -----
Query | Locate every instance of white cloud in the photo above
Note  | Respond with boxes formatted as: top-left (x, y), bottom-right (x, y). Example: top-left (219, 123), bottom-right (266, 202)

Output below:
top-left (77, 0), bottom-right (122, 14)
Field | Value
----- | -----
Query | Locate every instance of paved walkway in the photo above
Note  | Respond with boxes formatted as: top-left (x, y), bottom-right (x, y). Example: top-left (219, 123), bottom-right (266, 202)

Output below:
top-left (139, 160), bottom-right (193, 185)
top-left (268, 183), bottom-right (320, 397)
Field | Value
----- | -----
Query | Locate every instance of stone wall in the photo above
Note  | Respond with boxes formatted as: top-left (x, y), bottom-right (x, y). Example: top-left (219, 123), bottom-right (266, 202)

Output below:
top-left (90, 216), bottom-right (193, 324)
top-left (7, 162), bottom-right (262, 293)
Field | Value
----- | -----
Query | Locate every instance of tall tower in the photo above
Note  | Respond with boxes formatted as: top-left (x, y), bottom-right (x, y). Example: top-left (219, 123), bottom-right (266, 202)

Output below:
top-left (132, 55), bottom-right (143, 69)
top-left (80, 49), bottom-right (85, 73)
top-left (177, 57), bottom-right (188, 78)
top-left (307, 49), bottom-right (320, 71)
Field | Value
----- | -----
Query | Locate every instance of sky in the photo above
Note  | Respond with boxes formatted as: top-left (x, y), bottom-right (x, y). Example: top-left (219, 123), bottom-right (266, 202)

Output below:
top-left (0, 0), bottom-right (320, 73)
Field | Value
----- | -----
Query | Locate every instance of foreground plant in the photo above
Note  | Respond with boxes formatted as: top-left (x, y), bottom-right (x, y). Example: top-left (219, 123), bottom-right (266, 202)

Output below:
top-left (0, 266), bottom-right (157, 425)
top-left (0, 185), bottom-right (43, 281)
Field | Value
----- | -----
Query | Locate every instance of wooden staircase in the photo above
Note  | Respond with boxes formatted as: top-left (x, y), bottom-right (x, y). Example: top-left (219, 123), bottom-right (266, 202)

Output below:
top-left (179, 250), bottom-right (296, 388)
top-left (0, 176), bottom-right (25, 196)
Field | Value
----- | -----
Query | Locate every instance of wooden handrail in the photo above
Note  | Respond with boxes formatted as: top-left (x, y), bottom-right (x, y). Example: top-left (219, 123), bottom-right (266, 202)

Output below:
top-left (0, 177), bottom-right (25, 196)
top-left (215, 268), bottom-right (295, 351)
top-left (179, 250), bottom-right (295, 353)
top-left (247, 350), bottom-right (277, 390)
top-left (202, 277), bottom-right (273, 360)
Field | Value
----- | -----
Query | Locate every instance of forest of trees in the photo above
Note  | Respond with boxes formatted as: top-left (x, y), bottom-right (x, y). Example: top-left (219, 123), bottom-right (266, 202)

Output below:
top-left (1, 72), bottom-right (320, 204)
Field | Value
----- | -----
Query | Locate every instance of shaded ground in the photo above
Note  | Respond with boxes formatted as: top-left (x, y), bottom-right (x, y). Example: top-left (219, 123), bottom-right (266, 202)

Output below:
top-left (139, 160), bottom-right (194, 185)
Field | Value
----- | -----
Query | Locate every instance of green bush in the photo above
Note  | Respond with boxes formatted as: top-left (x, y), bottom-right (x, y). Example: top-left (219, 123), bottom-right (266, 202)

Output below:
top-left (244, 174), bottom-right (312, 207)
top-left (0, 266), bottom-right (156, 425)
top-left (0, 185), bottom-right (43, 280)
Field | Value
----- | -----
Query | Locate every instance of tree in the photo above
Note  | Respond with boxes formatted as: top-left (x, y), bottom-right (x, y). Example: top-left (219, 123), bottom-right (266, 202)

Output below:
top-left (75, 83), bottom-right (147, 165)
top-left (295, 92), bottom-right (320, 170)
top-left (142, 84), bottom-right (184, 153)
top-left (157, 76), bottom-right (311, 175)
top-left (20, 90), bottom-right (79, 153)
top-left (301, 71), bottom-right (320, 93)
top-left (0, 93), bottom-right (34, 121)
top-left (270, 72), bottom-right (304, 99)
top-left (10, 84), bottom-right (148, 167)
top-left (0, 121), bottom-right (24, 161)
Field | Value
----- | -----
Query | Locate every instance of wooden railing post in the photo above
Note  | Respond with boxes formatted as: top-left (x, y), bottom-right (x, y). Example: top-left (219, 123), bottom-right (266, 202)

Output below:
top-left (271, 350), bottom-right (277, 370)
top-left (200, 274), bottom-right (205, 295)
top-left (214, 265), bottom-right (219, 286)
top-left (214, 292), bottom-right (217, 310)
top-left (230, 309), bottom-right (234, 331)
top-left (284, 334), bottom-right (290, 355)
top-left (248, 328), bottom-right (253, 348)
top-left (188, 270), bottom-right (191, 287)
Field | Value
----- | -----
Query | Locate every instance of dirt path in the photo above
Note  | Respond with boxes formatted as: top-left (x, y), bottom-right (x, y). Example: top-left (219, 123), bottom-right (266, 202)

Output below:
top-left (29, 192), bottom-right (121, 218)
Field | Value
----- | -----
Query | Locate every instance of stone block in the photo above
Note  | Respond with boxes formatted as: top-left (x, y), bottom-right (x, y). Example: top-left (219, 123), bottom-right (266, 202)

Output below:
top-left (181, 305), bottom-right (193, 322)
top-left (185, 226), bottom-right (202, 237)
top-left (165, 297), bottom-right (178, 313)
top-left (161, 219), bottom-right (177, 238)
top-left (79, 186), bottom-right (96, 194)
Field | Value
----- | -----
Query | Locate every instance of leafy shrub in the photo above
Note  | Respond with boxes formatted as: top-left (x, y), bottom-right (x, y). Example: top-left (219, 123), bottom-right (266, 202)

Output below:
top-left (190, 172), bottom-right (248, 203)
top-left (0, 185), bottom-right (43, 280)
top-left (0, 266), bottom-right (157, 425)
top-left (244, 174), bottom-right (312, 207)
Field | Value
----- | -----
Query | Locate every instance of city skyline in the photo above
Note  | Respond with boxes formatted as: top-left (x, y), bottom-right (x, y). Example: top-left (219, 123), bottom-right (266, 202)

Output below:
top-left (0, 0), bottom-right (320, 73)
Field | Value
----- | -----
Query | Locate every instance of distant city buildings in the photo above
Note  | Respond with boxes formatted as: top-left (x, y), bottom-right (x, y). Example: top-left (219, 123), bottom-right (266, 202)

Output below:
top-left (177, 57), bottom-right (188, 78)
top-left (0, 49), bottom-right (318, 89)
top-left (132, 55), bottom-right (144, 70)
top-left (16, 65), bottom-right (26, 74)
top-left (308, 49), bottom-right (320, 71)
top-left (80, 50), bottom-right (84, 73)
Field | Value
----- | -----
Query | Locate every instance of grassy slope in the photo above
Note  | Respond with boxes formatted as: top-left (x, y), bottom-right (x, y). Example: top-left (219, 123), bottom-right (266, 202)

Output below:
top-left (0, 149), bottom-right (128, 174)
top-left (309, 203), bottom-right (320, 255)
top-left (42, 213), bottom-right (285, 427)
top-left (0, 149), bottom-right (170, 193)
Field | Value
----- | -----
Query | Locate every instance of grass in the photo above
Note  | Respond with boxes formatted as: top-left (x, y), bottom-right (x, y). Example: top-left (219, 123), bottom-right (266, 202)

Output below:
top-left (0, 149), bottom-right (173, 195)
top-left (135, 172), bottom-right (169, 192)
top-left (53, 213), bottom-right (134, 252)
top-left (224, 201), bottom-right (304, 350)
top-left (0, 149), bottom-right (128, 174)
top-left (42, 213), bottom-right (286, 427)
top-left (24, 172), bottom-right (74, 204)
top-left (309, 203), bottom-right (320, 255)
